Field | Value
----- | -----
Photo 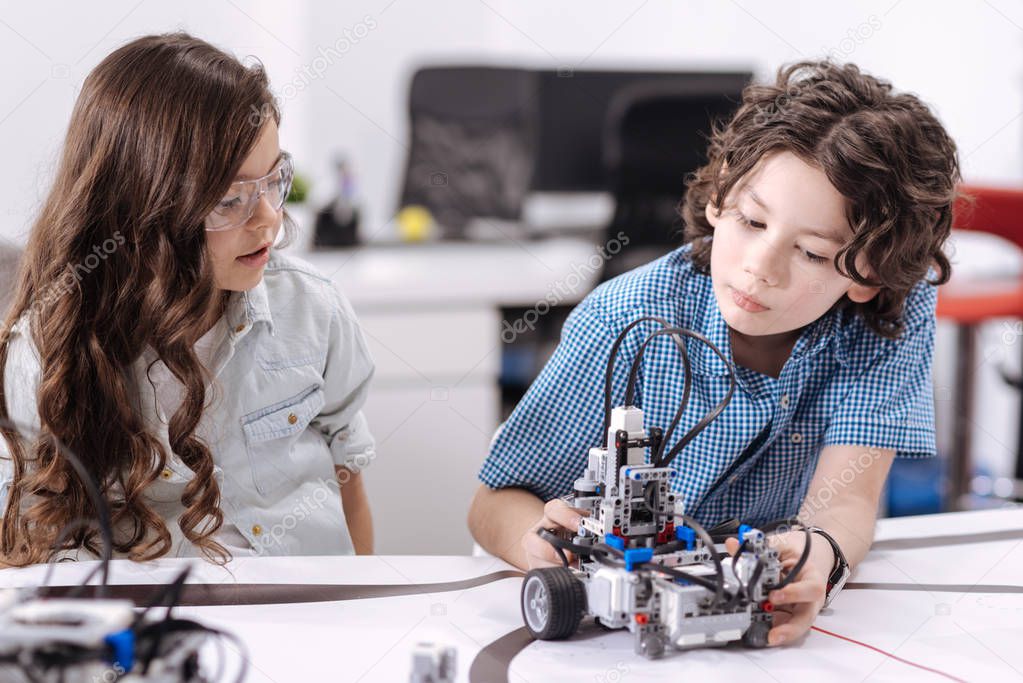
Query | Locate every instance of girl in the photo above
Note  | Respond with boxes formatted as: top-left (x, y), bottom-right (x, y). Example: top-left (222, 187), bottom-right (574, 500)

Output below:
top-left (0, 33), bottom-right (375, 565)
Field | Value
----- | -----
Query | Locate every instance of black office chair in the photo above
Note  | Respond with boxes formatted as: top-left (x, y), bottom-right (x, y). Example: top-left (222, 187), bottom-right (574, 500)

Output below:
top-left (599, 84), bottom-right (742, 281)
top-left (398, 66), bottom-right (538, 239)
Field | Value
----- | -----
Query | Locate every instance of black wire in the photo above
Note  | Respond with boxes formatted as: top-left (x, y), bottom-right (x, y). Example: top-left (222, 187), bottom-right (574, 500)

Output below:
top-left (636, 328), bottom-right (736, 468)
top-left (677, 514), bottom-right (726, 605)
top-left (650, 563), bottom-right (733, 598)
top-left (624, 328), bottom-right (691, 411)
top-left (758, 518), bottom-right (813, 590)
top-left (132, 566), bottom-right (192, 629)
top-left (607, 324), bottom-right (736, 470)
top-left (601, 316), bottom-right (675, 447)
top-left (586, 543), bottom-right (733, 600)
top-left (621, 328), bottom-right (693, 464)
top-left (536, 518), bottom-right (729, 605)
top-left (582, 523), bottom-right (730, 606)
top-left (536, 528), bottom-right (598, 567)
top-left (0, 417), bottom-right (113, 595)
top-left (136, 567), bottom-right (193, 675)
top-left (600, 316), bottom-right (698, 467)
top-left (654, 342), bottom-right (693, 464)
top-left (15, 663), bottom-right (44, 683)
top-left (622, 327), bottom-right (696, 465)
top-left (136, 619), bottom-right (249, 683)
top-left (63, 563), bottom-right (107, 600)
top-left (38, 516), bottom-right (95, 595)
top-left (726, 538), bottom-right (767, 608)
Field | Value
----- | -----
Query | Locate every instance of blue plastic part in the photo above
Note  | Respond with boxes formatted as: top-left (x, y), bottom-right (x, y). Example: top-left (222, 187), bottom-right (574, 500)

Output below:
top-left (604, 534), bottom-right (626, 551)
top-left (105, 628), bottom-right (135, 673)
top-left (675, 525), bottom-right (696, 550)
top-left (738, 524), bottom-right (753, 543)
top-left (624, 547), bottom-right (654, 571)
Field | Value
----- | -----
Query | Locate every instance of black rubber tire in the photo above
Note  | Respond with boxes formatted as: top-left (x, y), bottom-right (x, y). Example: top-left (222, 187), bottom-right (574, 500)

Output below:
top-left (521, 567), bottom-right (587, 640)
top-left (742, 619), bottom-right (771, 648)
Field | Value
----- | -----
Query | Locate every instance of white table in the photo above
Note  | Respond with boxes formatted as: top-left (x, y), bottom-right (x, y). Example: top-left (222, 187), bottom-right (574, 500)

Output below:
top-left (2, 508), bottom-right (1021, 682)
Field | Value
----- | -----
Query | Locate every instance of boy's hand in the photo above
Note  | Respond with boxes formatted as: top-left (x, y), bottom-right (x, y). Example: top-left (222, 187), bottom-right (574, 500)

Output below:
top-left (724, 530), bottom-right (835, 646)
top-left (520, 498), bottom-right (589, 569)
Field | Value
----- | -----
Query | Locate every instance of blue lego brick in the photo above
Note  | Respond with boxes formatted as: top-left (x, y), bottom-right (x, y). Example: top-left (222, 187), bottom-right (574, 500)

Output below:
top-left (105, 629), bottom-right (135, 673)
top-left (624, 547), bottom-right (654, 571)
top-left (604, 534), bottom-right (626, 551)
top-left (675, 525), bottom-right (696, 550)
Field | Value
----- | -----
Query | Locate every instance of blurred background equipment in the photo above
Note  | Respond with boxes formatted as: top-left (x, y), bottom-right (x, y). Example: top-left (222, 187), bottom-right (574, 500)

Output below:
top-left (598, 78), bottom-right (748, 280)
top-left (313, 154), bottom-right (361, 247)
top-left (932, 185), bottom-right (1023, 510)
top-left (397, 66), bottom-right (538, 240)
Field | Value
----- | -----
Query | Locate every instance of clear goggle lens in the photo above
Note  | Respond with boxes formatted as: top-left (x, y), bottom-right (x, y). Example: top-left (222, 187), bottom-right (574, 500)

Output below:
top-left (205, 152), bottom-right (294, 231)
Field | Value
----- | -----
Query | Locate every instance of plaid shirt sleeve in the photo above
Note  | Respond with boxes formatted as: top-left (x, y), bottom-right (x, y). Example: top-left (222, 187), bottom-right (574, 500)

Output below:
top-left (478, 301), bottom-right (635, 501)
top-left (822, 283), bottom-right (938, 458)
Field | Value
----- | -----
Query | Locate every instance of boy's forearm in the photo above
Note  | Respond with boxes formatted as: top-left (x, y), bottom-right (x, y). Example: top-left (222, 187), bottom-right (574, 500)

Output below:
top-left (800, 444), bottom-right (894, 571)
top-left (468, 485), bottom-right (545, 569)
top-left (338, 467), bottom-right (374, 554)
top-left (802, 494), bottom-right (879, 569)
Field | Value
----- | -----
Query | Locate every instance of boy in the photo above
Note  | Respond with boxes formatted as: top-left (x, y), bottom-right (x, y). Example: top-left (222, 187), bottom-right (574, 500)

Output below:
top-left (469, 60), bottom-right (959, 646)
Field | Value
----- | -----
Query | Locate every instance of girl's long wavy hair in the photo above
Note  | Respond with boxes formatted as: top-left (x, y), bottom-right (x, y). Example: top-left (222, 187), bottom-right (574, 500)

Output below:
top-left (0, 33), bottom-right (286, 565)
top-left (681, 60), bottom-right (961, 338)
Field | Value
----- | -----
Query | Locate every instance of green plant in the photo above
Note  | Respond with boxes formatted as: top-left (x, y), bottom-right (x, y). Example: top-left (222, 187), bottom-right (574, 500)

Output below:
top-left (287, 171), bottom-right (310, 203)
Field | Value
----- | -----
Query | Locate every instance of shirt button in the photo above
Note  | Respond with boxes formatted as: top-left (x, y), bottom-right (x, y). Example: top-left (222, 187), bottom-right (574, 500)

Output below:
top-left (235, 324), bottom-right (246, 333)
top-left (780, 394), bottom-right (790, 409)
top-left (251, 524), bottom-right (263, 536)
top-left (790, 432), bottom-right (803, 444)
top-left (287, 413), bottom-right (298, 425)
top-left (160, 468), bottom-right (173, 480)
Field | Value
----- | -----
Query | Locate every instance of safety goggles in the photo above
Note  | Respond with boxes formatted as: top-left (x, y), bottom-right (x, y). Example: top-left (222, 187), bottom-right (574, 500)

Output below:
top-left (205, 152), bottom-right (294, 231)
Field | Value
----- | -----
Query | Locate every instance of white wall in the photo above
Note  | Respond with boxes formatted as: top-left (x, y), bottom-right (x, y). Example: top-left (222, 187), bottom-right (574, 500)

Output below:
top-left (2, 1), bottom-right (1020, 242)
top-left (0, 0), bottom-right (308, 246)
top-left (302, 0), bottom-right (1023, 239)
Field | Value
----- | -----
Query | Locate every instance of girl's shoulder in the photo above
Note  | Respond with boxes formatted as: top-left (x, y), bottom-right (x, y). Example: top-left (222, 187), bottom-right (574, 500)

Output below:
top-left (260, 250), bottom-right (358, 320)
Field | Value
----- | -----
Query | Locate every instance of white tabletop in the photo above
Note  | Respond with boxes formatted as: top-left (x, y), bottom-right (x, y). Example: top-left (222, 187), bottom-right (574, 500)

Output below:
top-left (294, 238), bottom-right (603, 309)
top-left (2, 507), bottom-right (1021, 682)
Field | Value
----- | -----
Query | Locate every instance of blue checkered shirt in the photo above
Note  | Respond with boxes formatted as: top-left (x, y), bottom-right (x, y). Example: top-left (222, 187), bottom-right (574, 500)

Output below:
top-left (479, 244), bottom-right (938, 527)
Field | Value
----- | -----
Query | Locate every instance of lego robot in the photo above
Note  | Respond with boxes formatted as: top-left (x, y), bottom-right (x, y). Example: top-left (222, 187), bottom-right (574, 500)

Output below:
top-left (520, 318), bottom-right (811, 658)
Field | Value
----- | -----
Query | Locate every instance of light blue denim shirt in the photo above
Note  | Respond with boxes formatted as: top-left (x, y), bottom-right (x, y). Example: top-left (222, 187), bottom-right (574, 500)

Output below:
top-left (0, 251), bottom-right (375, 558)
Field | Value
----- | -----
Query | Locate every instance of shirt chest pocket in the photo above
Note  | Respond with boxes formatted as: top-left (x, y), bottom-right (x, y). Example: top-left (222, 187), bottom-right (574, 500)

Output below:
top-left (241, 384), bottom-right (326, 496)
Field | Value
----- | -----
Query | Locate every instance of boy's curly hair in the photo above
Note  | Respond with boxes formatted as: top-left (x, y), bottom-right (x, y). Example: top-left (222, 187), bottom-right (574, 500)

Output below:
top-left (680, 60), bottom-right (961, 338)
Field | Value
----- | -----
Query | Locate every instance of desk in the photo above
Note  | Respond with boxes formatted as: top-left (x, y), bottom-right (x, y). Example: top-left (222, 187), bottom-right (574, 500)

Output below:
top-left (2, 508), bottom-right (1021, 681)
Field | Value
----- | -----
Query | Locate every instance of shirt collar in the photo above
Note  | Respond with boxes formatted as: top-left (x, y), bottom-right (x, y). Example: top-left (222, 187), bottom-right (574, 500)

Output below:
top-left (227, 277), bottom-right (275, 338)
top-left (788, 303), bottom-right (850, 367)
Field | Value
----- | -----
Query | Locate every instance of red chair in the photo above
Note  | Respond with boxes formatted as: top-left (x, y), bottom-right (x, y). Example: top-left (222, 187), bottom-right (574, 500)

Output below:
top-left (938, 185), bottom-right (1023, 508)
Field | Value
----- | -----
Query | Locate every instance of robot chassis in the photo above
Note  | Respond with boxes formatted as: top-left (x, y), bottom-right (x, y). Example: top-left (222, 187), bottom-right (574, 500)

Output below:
top-left (519, 318), bottom-right (811, 659)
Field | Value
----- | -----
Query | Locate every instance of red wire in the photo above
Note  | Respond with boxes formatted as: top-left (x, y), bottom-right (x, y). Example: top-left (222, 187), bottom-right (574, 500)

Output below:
top-left (810, 626), bottom-right (967, 682)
